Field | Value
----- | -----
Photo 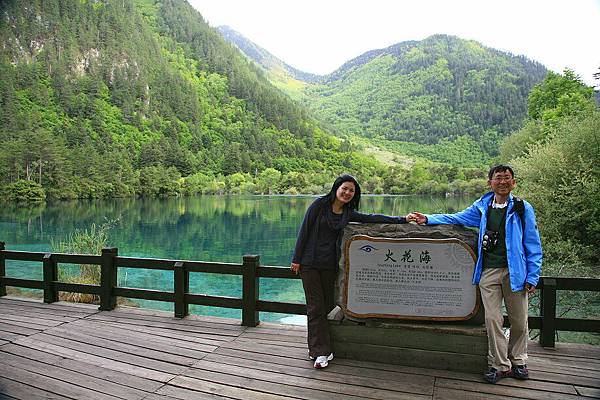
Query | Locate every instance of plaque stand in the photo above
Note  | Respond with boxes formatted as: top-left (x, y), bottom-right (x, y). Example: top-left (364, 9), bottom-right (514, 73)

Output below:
top-left (328, 306), bottom-right (488, 373)
top-left (333, 224), bottom-right (489, 373)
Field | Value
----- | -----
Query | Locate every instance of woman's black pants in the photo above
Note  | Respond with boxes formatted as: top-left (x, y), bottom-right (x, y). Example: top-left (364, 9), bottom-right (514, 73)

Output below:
top-left (300, 267), bottom-right (336, 358)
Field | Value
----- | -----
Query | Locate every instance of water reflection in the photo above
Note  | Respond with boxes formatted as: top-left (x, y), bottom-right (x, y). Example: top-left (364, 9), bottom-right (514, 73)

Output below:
top-left (1, 194), bottom-right (474, 322)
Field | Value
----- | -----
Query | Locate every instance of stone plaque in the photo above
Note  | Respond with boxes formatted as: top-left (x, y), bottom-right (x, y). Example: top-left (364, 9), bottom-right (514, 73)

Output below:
top-left (343, 235), bottom-right (479, 320)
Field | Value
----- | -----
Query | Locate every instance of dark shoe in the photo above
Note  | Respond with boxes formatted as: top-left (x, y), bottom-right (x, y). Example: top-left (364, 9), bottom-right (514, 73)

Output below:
top-left (483, 367), bottom-right (510, 384)
top-left (512, 364), bottom-right (529, 380)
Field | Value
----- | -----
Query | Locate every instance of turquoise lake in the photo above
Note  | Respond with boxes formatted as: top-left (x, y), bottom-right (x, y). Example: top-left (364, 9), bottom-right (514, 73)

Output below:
top-left (1, 195), bottom-right (474, 324)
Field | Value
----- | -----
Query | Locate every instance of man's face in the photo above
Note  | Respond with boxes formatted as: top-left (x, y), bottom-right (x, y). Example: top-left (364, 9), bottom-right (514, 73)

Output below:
top-left (488, 170), bottom-right (515, 198)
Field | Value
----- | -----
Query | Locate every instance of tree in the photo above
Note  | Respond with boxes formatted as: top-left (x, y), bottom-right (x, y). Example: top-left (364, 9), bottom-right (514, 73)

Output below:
top-left (500, 69), bottom-right (596, 161)
top-left (513, 112), bottom-right (599, 276)
top-left (2, 179), bottom-right (46, 203)
top-left (256, 168), bottom-right (282, 195)
top-left (527, 69), bottom-right (595, 122)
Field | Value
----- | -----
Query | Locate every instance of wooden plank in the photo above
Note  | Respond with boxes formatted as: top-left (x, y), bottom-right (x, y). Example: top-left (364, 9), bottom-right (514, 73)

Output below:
top-left (88, 318), bottom-right (232, 345)
top-left (1, 343), bottom-right (164, 392)
top-left (0, 362), bottom-right (121, 400)
top-left (0, 297), bottom-right (98, 313)
top-left (198, 354), bottom-right (434, 396)
top-left (0, 313), bottom-right (65, 327)
top-left (531, 353), bottom-right (600, 370)
top-left (87, 313), bottom-right (243, 337)
top-left (157, 382), bottom-right (294, 400)
top-left (105, 306), bottom-right (244, 329)
top-left (435, 377), bottom-right (580, 400)
top-left (250, 321), bottom-right (307, 333)
top-left (19, 332), bottom-right (192, 373)
top-left (529, 341), bottom-right (600, 360)
top-left (140, 394), bottom-right (188, 400)
top-left (239, 330), bottom-right (307, 343)
top-left (433, 387), bottom-right (524, 399)
top-left (529, 369), bottom-right (600, 387)
top-left (0, 330), bottom-right (23, 342)
top-left (13, 337), bottom-right (175, 382)
top-left (0, 376), bottom-right (64, 400)
top-left (0, 323), bottom-right (42, 336)
top-left (235, 336), bottom-right (308, 349)
top-left (165, 375), bottom-right (321, 400)
top-left (214, 345), bottom-right (459, 387)
top-left (0, 351), bottom-right (148, 400)
top-left (43, 326), bottom-right (204, 366)
top-left (218, 336), bottom-right (307, 358)
top-left (576, 386), bottom-right (600, 398)
top-left (0, 318), bottom-right (53, 331)
top-left (0, 307), bottom-right (80, 323)
top-left (530, 355), bottom-right (600, 373)
top-left (0, 300), bottom-right (94, 318)
top-left (65, 319), bottom-right (217, 355)
top-left (177, 369), bottom-right (396, 400)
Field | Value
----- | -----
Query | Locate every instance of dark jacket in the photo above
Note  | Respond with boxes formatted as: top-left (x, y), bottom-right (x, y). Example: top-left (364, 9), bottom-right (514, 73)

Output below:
top-left (292, 197), bottom-right (406, 267)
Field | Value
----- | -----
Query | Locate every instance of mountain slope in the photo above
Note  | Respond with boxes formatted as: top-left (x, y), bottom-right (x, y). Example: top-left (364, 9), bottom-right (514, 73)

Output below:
top-left (219, 32), bottom-right (548, 157)
top-left (0, 0), bottom-right (386, 198)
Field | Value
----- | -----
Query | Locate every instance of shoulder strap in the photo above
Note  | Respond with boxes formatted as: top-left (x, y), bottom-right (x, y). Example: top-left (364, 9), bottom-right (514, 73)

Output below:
top-left (512, 197), bottom-right (525, 230)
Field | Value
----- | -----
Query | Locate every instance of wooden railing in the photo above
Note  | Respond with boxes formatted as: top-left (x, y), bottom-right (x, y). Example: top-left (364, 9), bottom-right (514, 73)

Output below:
top-left (1, 242), bottom-right (598, 347)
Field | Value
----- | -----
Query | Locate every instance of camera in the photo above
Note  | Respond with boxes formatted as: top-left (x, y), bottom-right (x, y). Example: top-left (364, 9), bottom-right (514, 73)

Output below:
top-left (482, 230), bottom-right (499, 252)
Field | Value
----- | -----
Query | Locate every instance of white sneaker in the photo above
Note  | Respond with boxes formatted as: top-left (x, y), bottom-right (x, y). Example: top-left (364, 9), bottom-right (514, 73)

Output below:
top-left (313, 353), bottom-right (334, 369)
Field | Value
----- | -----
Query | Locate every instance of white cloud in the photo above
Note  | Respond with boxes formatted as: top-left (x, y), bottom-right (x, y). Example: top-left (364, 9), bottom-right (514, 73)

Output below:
top-left (189, 0), bottom-right (600, 86)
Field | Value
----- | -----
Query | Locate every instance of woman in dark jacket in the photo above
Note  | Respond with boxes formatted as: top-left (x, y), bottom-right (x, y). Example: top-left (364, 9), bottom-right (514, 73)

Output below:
top-left (290, 174), bottom-right (409, 369)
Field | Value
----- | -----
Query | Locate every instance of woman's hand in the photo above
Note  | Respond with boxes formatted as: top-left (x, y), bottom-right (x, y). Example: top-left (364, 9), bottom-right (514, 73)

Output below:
top-left (290, 262), bottom-right (301, 275)
top-left (407, 212), bottom-right (428, 225)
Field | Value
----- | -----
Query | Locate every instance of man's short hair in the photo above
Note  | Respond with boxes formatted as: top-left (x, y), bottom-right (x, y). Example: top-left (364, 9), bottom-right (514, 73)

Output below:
top-left (488, 164), bottom-right (515, 180)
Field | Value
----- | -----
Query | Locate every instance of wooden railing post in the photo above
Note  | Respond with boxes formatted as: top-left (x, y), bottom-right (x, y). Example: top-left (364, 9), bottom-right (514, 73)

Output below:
top-left (540, 278), bottom-right (557, 347)
top-left (99, 247), bottom-right (118, 311)
top-left (174, 261), bottom-right (189, 318)
top-left (43, 253), bottom-right (58, 303)
top-left (242, 254), bottom-right (260, 327)
top-left (0, 242), bottom-right (6, 297)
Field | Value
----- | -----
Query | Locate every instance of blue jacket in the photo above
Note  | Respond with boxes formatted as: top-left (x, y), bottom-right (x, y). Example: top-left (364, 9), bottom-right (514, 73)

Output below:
top-left (426, 192), bottom-right (542, 292)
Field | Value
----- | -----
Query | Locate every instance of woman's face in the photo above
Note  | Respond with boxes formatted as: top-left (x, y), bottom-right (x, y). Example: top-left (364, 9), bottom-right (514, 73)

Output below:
top-left (336, 181), bottom-right (356, 204)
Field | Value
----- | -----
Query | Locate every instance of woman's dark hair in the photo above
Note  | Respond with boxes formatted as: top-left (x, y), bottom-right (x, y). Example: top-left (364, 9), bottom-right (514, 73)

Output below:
top-left (325, 174), bottom-right (361, 210)
top-left (488, 164), bottom-right (515, 180)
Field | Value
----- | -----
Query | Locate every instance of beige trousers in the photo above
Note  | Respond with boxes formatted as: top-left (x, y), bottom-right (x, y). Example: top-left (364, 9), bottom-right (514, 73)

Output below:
top-left (479, 267), bottom-right (529, 372)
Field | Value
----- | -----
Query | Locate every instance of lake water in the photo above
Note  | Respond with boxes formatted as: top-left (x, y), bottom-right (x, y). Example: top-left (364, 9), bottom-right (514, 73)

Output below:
top-left (1, 194), bottom-right (474, 324)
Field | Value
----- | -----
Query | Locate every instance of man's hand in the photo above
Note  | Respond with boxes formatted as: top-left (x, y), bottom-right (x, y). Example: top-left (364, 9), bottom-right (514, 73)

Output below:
top-left (526, 283), bottom-right (536, 294)
top-left (290, 262), bottom-right (301, 275)
top-left (407, 212), bottom-right (428, 225)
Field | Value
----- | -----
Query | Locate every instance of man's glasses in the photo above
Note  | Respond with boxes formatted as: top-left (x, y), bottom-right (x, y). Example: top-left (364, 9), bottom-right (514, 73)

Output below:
top-left (491, 177), bottom-right (513, 182)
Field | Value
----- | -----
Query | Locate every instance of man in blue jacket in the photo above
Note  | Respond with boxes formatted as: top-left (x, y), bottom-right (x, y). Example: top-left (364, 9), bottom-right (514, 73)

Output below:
top-left (409, 165), bottom-right (543, 384)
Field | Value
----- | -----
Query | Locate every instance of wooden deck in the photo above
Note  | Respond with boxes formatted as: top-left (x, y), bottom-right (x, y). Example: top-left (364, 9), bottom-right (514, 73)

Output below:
top-left (0, 297), bottom-right (598, 400)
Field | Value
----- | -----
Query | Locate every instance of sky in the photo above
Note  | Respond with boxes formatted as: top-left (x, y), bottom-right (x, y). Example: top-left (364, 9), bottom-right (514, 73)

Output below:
top-left (188, 0), bottom-right (600, 87)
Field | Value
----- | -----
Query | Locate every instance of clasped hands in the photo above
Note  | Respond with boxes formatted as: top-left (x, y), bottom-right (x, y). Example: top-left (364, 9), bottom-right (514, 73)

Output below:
top-left (406, 212), bottom-right (428, 225)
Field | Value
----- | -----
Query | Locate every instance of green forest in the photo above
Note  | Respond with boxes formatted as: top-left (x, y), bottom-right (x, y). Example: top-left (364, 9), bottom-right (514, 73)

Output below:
top-left (0, 0), bottom-right (549, 202)
top-left (0, 0), bottom-right (396, 200)
top-left (221, 29), bottom-right (548, 162)
top-left (0, 0), bottom-right (598, 218)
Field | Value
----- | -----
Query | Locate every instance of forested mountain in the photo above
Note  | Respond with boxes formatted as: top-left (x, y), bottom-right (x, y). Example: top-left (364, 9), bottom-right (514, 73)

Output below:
top-left (0, 0), bottom-right (389, 199)
top-left (217, 26), bottom-right (320, 85)
top-left (220, 32), bottom-right (548, 157)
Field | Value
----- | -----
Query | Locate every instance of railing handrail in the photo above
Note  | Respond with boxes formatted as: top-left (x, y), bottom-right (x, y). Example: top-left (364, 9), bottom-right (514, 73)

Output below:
top-left (1, 242), bottom-right (598, 347)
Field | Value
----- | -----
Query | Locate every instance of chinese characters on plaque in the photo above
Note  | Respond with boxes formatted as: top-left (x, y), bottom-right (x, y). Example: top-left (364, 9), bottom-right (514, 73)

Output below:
top-left (344, 236), bottom-right (478, 320)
